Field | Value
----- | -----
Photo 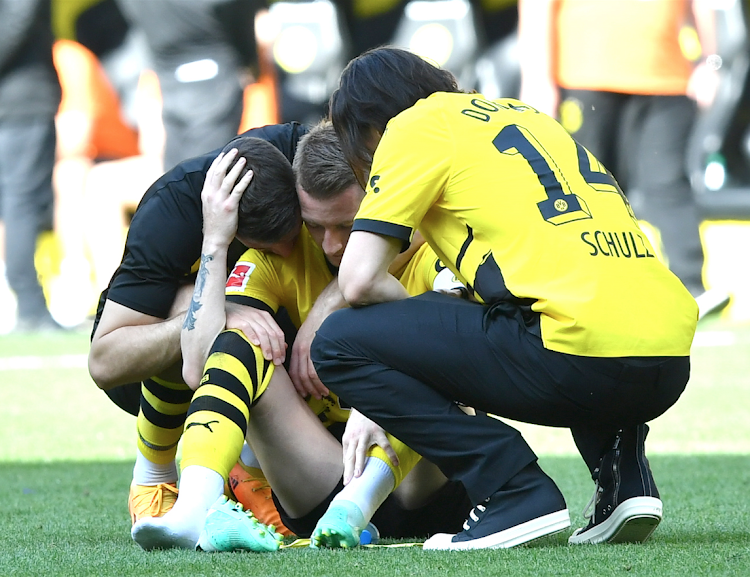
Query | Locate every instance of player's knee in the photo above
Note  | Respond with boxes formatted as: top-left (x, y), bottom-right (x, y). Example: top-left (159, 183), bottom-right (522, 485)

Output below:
top-left (206, 329), bottom-right (274, 405)
top-left (211, 328), bottom-right (252, 357)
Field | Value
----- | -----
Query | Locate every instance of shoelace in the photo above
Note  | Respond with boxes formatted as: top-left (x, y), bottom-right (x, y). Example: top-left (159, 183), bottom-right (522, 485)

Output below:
top-left (583, 481), bottom-right (602, 521)
top-left (582, 478), bottom-right (603, 522)
top-left (236, 473), bottom-right (272, 497)
top-left (241, 477), bottom-right (271, 493)
top-left (462, 502), bottom-right (487, 530)
top-left (582, 434), bottom-right (621, 521)
top-left (143, 483), bottom-right (178, 515)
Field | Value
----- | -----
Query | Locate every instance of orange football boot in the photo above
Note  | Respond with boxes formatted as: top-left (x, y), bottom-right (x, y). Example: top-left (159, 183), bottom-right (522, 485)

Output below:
top-left (128, 482), bottom-right (179, 525)
top-left (228, 461), bottom-right (294, 537)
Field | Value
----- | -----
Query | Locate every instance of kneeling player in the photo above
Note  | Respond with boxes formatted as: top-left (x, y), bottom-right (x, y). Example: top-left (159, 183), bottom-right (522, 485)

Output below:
top-left (130, 121), bottom-right (472, 551)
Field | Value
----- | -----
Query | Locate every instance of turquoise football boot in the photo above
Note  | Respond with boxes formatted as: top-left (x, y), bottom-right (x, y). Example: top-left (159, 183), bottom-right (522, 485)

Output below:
top-left (197, 495), bottom-right (283, 553)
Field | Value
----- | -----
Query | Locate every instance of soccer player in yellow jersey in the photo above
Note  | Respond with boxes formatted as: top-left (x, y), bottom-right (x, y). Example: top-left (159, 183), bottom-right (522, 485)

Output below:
top-left (310, 47), bottom-right (699, 550)
top-left (131, 121), bottom-right (471, 551)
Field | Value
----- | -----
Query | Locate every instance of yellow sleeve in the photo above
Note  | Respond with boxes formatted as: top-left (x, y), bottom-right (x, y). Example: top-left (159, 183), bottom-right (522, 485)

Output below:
top-left (398, 243), bottom-right (441, 296)
top-left (225, 249), bottom-right (282, 313)
top-left (354, 101), bottom-right (453, 245)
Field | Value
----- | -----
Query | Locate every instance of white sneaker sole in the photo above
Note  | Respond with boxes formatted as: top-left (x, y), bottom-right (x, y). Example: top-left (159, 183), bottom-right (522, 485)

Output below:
top-left (423, 509), bottom-right (570, 551)
top-left (568, 496), bottom-right (662, 545)
top-left (131, 518), bottom-right (198, 551)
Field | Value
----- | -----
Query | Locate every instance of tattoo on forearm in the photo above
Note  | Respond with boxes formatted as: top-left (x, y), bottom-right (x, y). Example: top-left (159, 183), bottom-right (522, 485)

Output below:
top-left (183, 253), bottom-right (214, 331)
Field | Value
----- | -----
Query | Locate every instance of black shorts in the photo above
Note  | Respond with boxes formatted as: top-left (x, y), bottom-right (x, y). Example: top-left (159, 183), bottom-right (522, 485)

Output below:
top-left (104, 382), bottom-right (141, 416)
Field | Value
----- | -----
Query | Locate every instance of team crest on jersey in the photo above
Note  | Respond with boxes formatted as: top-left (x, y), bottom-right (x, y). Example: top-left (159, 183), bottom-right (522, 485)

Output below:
top-left (226, 261), bottom-right (256, 291)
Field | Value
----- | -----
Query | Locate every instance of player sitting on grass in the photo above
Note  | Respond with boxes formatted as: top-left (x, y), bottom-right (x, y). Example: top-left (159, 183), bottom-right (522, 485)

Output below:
top-left (88, 124), bottom-right (306, 532)
top-left (130, 121), bottom-right (472, 552)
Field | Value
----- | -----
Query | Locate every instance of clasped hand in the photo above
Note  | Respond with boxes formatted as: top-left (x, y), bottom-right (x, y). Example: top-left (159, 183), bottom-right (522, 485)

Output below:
top-left (341, 408), bottom-right (399, 485)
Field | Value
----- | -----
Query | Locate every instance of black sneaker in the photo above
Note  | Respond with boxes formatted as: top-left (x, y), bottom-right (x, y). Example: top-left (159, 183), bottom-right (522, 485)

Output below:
top-left (569, 424), bottom-right (662, 545)
top-left (423, 462), bottom-right (570, 550)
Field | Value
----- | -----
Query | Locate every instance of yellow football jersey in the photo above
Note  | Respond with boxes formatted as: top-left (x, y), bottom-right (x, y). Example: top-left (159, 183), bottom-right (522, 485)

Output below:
top-left (354, 92), bottom-right (697, 357)
top-left (225, 225), bottom-right (447, 424)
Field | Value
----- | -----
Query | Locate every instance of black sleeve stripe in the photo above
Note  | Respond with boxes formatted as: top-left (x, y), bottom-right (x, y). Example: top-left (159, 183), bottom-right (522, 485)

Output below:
top-left (187, 396), bottom-right (248, 434)
top-left (225, 295), bottom-right (276, 315)
top-left (351, 219), bottom-right (413, 252)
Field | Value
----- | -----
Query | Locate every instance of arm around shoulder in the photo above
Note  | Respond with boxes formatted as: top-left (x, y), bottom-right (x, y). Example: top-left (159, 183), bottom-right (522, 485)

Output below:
top-left (88, 299), bottom-right (185, 390)
top-left (338, 231), bottom-right (410, 306)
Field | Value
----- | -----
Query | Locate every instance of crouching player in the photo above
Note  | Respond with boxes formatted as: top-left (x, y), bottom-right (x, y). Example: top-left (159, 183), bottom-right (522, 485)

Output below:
top-left (130, 121), bottom-right (472, 551)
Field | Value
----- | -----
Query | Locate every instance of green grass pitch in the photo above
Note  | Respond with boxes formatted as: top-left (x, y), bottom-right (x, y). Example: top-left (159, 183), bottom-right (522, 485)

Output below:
top-left (0, 317), bottom-right (748, 576)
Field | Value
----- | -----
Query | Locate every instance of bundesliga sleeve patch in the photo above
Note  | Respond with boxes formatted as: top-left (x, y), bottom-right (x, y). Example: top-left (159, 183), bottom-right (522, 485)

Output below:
top-left (226, 262), bottom-right (257, 292)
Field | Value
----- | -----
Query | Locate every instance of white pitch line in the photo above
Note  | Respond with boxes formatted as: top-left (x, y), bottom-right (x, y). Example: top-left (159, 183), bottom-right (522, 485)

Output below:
top-left (0, 354), bottom-right (88, 371)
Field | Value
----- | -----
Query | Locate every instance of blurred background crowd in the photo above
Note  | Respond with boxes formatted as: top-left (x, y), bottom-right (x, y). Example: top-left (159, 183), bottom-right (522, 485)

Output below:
top-left (0, 0), bottom-right (748, 334)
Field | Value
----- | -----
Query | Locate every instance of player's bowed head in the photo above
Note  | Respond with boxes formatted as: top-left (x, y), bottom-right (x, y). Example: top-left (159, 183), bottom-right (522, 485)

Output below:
top-left (328, 46), bottom-right (463, 187)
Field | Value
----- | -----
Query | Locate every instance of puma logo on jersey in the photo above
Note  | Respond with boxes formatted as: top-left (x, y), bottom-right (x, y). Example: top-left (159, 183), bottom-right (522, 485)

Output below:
top-left (186, 420), bottom-right (219, 432)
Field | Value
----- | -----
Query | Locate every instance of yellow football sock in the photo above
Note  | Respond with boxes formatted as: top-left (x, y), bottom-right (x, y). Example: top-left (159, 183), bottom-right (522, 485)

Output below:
top-left (136, 377), bottom-right (193, 465)
top-left (367, 434), bottom-right (422, 490)
top-left (179, 329), bottom-right (275, 479)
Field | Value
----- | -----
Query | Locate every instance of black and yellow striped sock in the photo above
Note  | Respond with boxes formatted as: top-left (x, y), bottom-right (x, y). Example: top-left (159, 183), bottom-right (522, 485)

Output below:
top-left (180, 329), bottom-right (275, 479)
top-left (136, 377), bottom-right (193, 466)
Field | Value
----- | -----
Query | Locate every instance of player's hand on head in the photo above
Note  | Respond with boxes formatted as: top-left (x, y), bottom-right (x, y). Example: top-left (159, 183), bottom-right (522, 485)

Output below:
top-left (342, 409), bottom-right (399, 485)
top-left (288, 320), bottom-right (329, 400)
top-left (201, 148), bottom-right (255, 246)
top-left (225, 302), bottom-right (287, 366)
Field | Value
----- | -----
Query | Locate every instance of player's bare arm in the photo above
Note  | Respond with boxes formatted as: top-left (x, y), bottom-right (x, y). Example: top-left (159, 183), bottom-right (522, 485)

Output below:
top-left (338, 231), bottom-right (409, 306)
top-left (181, 149), bottom-right (255, 388)
top-left (288, 279), bottom-right (346, 400)
top-left (290, 233), bottom-right (426, 400)
top-left (89, 300), bottom-right (186, 390)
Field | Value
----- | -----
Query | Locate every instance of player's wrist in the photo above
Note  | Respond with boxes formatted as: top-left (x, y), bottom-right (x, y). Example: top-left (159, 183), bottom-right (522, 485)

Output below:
top-left (200, 237), bottom-right (231, 255)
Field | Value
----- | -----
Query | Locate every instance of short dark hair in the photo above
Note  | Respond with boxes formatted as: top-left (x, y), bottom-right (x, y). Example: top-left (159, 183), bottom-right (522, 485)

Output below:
top-left (292, 120), bottom-right (358, 200)
top-left (329, 46), bottom-right (461, 184)
top-left (220, 137), bottom-right (300, 243)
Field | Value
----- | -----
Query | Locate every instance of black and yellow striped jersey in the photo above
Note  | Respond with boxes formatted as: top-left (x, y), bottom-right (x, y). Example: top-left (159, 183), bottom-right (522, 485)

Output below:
top-left (225, 225), bottom-right (446, 325)
top-left (352, 92), bottom-right (697, 357)
top-left (225, 225), bottom-right (451, 425)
